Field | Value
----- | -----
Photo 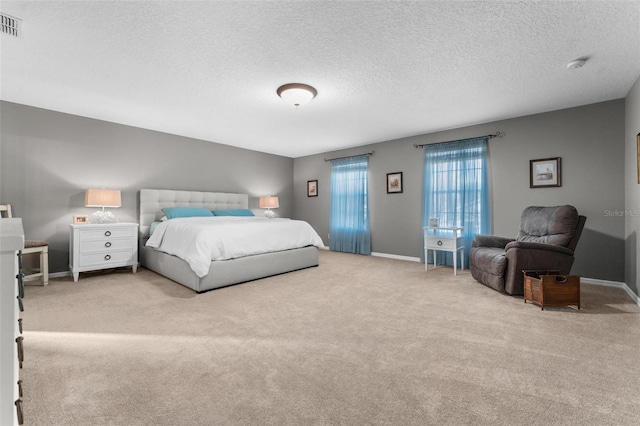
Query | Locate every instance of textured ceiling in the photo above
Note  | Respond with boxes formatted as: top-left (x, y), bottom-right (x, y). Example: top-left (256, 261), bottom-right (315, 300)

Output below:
top-left (1, 1), bottom-right (639, 158)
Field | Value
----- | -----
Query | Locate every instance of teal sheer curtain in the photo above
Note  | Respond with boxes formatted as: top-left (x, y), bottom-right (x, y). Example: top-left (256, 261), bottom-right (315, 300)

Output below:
top-left (421, 137), bottom-right (490, 265)
top-left (329, 155), bottom-right (371, 254)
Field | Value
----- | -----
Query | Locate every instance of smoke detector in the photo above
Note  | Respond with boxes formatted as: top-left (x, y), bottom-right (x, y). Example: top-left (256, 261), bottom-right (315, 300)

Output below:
top-left (0, 13), bottom-right (21, 37)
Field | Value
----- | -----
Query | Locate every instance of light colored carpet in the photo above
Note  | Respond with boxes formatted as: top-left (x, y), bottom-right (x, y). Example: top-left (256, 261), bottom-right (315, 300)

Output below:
top-left (21, 250), bottom-right (640, 425)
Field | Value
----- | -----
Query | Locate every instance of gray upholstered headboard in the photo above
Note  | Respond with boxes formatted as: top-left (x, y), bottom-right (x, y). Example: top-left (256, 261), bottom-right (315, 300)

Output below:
top-left (139, 189), bottom-right (249, 239)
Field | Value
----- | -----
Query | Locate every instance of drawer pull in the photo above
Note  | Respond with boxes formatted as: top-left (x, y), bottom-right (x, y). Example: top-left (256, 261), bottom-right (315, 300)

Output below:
top-left (15, 399), bottom-right (24, 425)
top-left (105, 242), bottom-right (112, 248)
top-left (17, 272), bottom-right (24, 298)
top-left (437, 240), bottom-right (443, 246)
top-left (105, 254), bottom-right (112, 261)
top-left (18, 318), bottom-right (23, 334)
top-left (17, 296), bottom-right (24, 312)
top-left (18, 379), bottom-right (23, 397)
top-left (105, 230), bottom-right (112, 237)
top-left (16, 336), bottom-right (24, 368)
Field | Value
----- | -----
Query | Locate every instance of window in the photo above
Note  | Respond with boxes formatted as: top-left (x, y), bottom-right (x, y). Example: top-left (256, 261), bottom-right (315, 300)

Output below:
top-left (329, 156), bottom-right (371, 254)
top-left (422, 137), bottom-right (490, 265)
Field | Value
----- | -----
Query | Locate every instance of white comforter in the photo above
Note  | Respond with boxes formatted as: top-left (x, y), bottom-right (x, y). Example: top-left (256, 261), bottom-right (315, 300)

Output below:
top-left (146, 217), bottom-right (324, 277)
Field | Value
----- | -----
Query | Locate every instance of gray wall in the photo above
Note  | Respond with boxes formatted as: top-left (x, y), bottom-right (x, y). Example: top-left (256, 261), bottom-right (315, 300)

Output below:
top-left (625, 75), bottom-right (640, 295)
top-left (1, 97), bottom-right (632, 287)
top-left (294, 100), bottom-right (626, 283)
top-left (0, 101), bottom-right (293, 274)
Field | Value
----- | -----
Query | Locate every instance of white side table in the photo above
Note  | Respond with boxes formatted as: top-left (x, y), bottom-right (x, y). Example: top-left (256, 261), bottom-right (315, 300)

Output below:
top-left (424, 226), bottom-right (464, 275)
top-left (69, 222), bottom-right (138, 282)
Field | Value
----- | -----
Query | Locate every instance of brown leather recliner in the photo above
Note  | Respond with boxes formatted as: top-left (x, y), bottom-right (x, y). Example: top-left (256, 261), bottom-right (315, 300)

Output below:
top-left (469, 205), bottom-right (586, 295)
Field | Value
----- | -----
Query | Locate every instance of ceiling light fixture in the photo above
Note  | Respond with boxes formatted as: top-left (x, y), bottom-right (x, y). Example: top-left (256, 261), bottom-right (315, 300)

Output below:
top-left (277, 83), bottom-right (317, 107)
top-left (567, 57), bottom-right (588, 69)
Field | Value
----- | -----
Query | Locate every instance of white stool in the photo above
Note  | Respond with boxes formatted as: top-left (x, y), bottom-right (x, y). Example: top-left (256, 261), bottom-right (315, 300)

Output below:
top-left (23, 240), bottom-right (49, 286)
top-left (1, 204), bottom-right (49, 286)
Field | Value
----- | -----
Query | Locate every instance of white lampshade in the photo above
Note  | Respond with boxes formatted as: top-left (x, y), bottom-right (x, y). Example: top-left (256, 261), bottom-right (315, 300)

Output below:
top-left (85, 189), bottom-right (121, 208)
top-left (259, 196), bottom-right (279, 209)
top-left (277, 83), bottom-right (317, 107)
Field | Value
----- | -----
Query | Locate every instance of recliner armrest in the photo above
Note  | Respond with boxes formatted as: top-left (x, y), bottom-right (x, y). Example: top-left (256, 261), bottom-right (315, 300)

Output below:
top-left (472, 235), bottom-right (514, 249)
top-left (505, 241), bottom-right (574, 256)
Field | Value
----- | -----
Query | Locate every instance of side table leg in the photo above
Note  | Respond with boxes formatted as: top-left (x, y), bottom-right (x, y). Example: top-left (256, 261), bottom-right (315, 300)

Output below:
top-left (453, 252), bottom-right (457, 275)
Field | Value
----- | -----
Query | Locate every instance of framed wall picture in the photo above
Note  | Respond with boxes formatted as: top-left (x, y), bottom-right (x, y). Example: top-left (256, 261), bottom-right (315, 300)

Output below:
top-left (386, 172), bottom-right (403, 194)
top-left (530, 157), bottom-right (561, 188)
top-left (307, 180), bottom-right (318, 197)
top-left (73, 214), bottom-right (89, 224)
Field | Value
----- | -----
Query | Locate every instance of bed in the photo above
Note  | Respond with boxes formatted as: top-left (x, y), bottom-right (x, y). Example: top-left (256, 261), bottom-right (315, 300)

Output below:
top-left (139, 189), bottom-right (322, 293)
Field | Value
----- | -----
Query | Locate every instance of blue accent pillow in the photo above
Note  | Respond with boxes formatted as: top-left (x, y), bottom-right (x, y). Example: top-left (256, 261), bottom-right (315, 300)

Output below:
top-left (161, 207), bottom-right (214, 219)
top-left (212, 209), bottom-right (255, 217)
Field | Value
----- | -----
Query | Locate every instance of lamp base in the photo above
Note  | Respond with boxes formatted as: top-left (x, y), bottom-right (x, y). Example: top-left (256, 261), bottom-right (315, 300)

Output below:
top-left (264, 209), bottom-right (276, 219)
top-left (91, 210), bottom-right (118, 224)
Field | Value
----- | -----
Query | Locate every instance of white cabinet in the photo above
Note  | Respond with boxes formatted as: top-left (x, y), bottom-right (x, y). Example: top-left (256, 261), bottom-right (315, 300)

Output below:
top-left (1, 218), bottom-right (25, 425)
top-left (424, 226), bottom-right (464, 275)
top-left (69, 223), bottom-right (138, 282)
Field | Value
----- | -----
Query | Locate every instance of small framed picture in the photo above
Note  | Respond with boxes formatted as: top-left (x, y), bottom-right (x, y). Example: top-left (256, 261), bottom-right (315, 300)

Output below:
top-left (73, 214), bottom-right (89, 224)
top-left (637, 133), bottom-right (639, 184)
top-left (386, 172), bottom-right (403, 194)
top-left (530, 158), bottom-right (561, 188)
top-left (307, 180), bottom-right (318, 197)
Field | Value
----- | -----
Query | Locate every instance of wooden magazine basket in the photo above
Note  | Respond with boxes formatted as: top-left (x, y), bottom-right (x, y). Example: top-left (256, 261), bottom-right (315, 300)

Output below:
top-left (523, 270), bottom-right (580, 311)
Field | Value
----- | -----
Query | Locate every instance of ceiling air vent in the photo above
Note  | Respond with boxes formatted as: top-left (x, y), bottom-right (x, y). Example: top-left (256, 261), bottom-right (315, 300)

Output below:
top-left (1, 13), bottom-right (21, 37)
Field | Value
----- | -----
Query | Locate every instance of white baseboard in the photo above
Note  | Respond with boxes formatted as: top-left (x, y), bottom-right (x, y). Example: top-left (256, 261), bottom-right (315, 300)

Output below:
top-left (371, 252), bottom-right (421, 263)
top-left (23, 271), bottom-right (69, 282)
top-left (48, 271), bottom-right (70, 279)
top-left (581, 277), bottom-right (640, 307)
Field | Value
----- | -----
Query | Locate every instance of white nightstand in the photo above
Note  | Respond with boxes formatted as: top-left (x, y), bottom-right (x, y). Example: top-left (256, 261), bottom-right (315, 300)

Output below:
top-left (424, 226), bottom-right (464, 275)
top-left (69, 223), bottom-right (138, 282)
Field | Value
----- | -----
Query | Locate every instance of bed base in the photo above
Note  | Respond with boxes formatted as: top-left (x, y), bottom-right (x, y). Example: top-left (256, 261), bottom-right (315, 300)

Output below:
top-left (140, 245), bottom-right (318, 293)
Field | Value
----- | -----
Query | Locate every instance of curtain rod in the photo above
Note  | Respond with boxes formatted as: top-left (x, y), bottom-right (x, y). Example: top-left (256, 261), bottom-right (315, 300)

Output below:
top-left (413, 132), bottom-right (504, 148)
top-left (324, 151), bottom-right (375, 162)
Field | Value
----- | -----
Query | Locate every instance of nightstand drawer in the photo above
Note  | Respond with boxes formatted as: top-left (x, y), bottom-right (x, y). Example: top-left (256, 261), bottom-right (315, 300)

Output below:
top-left (426, 238), bottom-right (455, 250)
top-left (79, 250), bottom-right (134, 267)
top-left (81, 238), bottom-right (133, 252)
top-left (79, 228), bottom-right (134, 241)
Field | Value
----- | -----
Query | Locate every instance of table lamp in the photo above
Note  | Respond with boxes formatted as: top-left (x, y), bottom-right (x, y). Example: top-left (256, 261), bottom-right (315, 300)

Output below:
top-left (259, 196), bottom-right (279, 218)
top-left (85, 188), bottom-right (121, 223)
